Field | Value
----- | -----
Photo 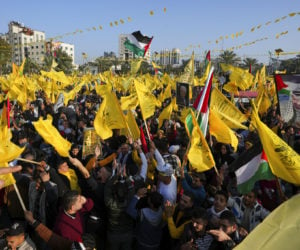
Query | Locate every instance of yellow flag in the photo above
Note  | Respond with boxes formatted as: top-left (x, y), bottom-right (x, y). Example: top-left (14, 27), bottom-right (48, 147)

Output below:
top-left (213, 109), bottom-right (248, 130)
top-left (210, 88), bottom-right (248, 125)
top-left (255, 87), bottom-right (271, 116)
top-left (251, 105), bottom-right (300, 184)
top-left (120, 93), bottom-right (138, 111)
top-left (235, 194), bottom-right (300, 250)
top-left (188, 112), bottom-right (215, 172)
top-left (180, 107), bottom-right (192, 124)
top-left (0, 167), bottom-right (16, 188)
top-left (251, 70), bottom-right (259, 90)
top-left (158, 99), bottom-right (175, 128)
top-left (179, 52), bottom-right (194, 85)
top-left (33, 115), bottom-right (71, 157)
top-left (0, 103), bottom-right (8, 129)
top-left (135, 80), bottom-right (161, 120)
top-left (0, 130), bottom-right (25, 166)
top-left (197, 62), bottom-right (211, 86)
top-left (12, 63), bottom-right (18, 76)
top-left (159, 84), bottom-right (172, 102)
top-left (120, 111), bottom-right (140, 140)
top-left (223, 81), bottom-right (239, 95)
top-left (258, 65), bottom-right (266, 89)
top-left (152, 61), bottom-right (161, 69)
top-left (94, 89), bottom-right (126, 140)
top-left (94, 97), bottom-right (113, 140)
top-left (221, 64), bottom-right (253, 90)
top-left (209, 110), bottom-right (238, 151)
top-left (131, 59), bottom-right (143, 75)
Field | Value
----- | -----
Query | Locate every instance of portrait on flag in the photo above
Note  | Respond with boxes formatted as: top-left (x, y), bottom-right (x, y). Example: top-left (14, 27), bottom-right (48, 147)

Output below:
top-left (275, 74), bottom-right (300, 128)
top-left (82, 128), bottom-right (102, 159)
top-left (176, 82), bottom-right (189, 107)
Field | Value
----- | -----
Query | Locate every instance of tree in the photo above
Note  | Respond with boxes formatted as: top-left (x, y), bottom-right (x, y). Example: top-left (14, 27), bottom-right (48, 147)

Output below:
top-left (242, 57), bottom-right (260, 73)
top-left (94, 57), bottom-right (114, 72)
top-left (43, 53), bottom-right (54, 71)
top-left (218, 50), bottom-right (241, 65)
top-left (53, 48), bottom-right (74, 74)
top-left (279, 56), bottom-right (300, 74)
top-left (0, 38), bottom-right (12, 74)
top-left (24, 57), bottom-right (40, 74)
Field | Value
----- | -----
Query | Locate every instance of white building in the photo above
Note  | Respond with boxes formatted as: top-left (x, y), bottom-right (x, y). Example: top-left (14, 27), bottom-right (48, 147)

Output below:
top-left (51, 41), bottom-right (75, 65)
top-left (159, 48), bottom-right (181, 66)
top-left (118, 34), bottom-right (151, 61)
top-left (3, 21), bottom-right (75, 66)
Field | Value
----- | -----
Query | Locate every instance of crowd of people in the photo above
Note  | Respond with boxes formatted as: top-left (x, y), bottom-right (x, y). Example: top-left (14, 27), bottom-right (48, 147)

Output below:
top-left (0, 86), bottom-right (299, 250)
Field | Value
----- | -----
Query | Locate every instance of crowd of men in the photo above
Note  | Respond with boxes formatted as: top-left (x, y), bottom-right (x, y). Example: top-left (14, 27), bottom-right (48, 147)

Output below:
top-left (0, 86), bottom-right (299, 250)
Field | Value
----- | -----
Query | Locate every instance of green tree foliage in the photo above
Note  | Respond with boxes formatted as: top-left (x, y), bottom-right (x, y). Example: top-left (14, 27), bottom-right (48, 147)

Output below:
top-left (0, 38), bottom-right (12, 74)
top-left (218, 50), bottom-right (241, 65)
top-left (53, 48), bottom-right (74, 74)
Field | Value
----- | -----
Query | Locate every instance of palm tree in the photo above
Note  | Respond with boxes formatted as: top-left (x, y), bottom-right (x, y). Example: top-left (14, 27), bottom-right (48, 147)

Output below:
top-left (218, 50), bottom-right (241, 65)
top-left (242, 57), bottom-right (260, 73)
top-left (54, 48), bottom-right (74, 74)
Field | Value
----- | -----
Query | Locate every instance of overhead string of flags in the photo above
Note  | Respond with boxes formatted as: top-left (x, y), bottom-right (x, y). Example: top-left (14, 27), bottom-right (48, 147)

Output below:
top-left (1, 9), bottom-right (299, 61)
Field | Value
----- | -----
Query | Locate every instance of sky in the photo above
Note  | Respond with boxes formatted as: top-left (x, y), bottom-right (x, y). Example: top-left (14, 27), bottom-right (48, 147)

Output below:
top-left (1, 0), bottom-right (299, 65)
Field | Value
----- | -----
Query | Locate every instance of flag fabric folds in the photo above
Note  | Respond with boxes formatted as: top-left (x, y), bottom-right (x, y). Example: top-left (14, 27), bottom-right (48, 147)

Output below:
top-left (235, 193), bottom-right (300, 250)
top-left (209, 110), bottom-right (238, 152)
top-left (158, 99), bottom-right (176, 128)
top-left (210, 87), bottom-right (248, 129)
top-left (124, 31), bottom-right (153, 57)
top-left (179, 52), bottom-right (194, 85)
top-left (134, 80), bottom-right (161, 120)
top-left (131, 59), bottom-right (143, 75)
top-left (120, 93), bottom-right (138, 111)
top-left (33, 115), bottom-right (71, 157)
top-left (235, 151), bottom-right (274, 194)
top-left (94, 87), bottom-right (127, 140)
top-left (187, 112), bottom-right (215, 172)
top-left (220, 64), bottom-right (254, 90)
top-left (120, 111), bottom-right (140, 140)
top-left (251, 105), bottom-right (300, 184)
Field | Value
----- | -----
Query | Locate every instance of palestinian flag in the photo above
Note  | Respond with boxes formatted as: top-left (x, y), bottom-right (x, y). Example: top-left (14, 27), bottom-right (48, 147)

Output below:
top-left (274, 74), bottom-right (293, 123)
top-left (235, 150), bottom-right (274, 194)
top-left (124, 31), bottom-right (153, 57)
top-left (186, 66), bottom-right (214, 137)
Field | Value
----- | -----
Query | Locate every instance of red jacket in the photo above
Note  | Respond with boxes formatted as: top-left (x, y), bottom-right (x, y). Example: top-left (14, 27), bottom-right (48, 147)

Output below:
top-left (53, 198), bottom-right (94, 242)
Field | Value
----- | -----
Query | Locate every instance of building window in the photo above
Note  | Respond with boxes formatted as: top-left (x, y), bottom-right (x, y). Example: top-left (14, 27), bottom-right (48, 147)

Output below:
top-left (36, 46), bottom-right (38, 49)
top-left (31, 46), bottom-right (34, 49)
top-left (36, 52), bottom-right (39, 55)
top-left (70, 48), bottom-right (73, 51)
top-left (41, 45), bottom-right (44, 49)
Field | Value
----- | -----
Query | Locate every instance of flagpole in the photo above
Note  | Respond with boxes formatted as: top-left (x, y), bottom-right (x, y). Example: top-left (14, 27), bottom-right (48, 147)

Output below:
top-left (143, 118), bottom-right (151, 141)
top-left (195, 66), bottom-right (214, 120)
top-left (16, 158), bottom-right (41, 165)
top-left (193, 66), bottom-right (219, 176)
top-left (13, 184), bottom-right (26, 211)
top-left (275, 177), bottom-right (286, 203)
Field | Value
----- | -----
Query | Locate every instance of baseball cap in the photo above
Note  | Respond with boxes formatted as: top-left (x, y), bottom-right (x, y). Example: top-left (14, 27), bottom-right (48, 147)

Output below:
top-left (6, 222), bottom-right (25, 236)
top-left (169, 145), bottom-right (180, 154)
top-left (157, 163), bottom-right (174, 176)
